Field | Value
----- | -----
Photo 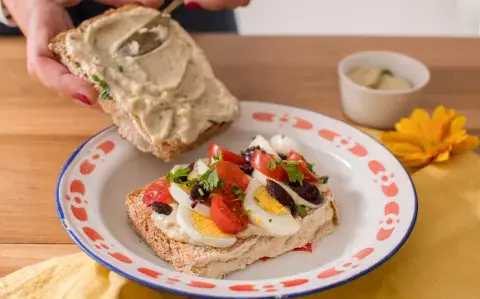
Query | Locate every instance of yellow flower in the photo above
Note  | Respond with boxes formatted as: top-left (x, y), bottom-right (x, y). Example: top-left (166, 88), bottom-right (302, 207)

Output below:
top-left (380, 106), bottom-right (479, 168)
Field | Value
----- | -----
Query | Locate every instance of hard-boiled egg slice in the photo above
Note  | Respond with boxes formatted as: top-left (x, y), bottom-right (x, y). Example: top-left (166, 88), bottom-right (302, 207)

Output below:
top-left (249, 135), bottom-right (279, 158)
top-left (269, 134), bottom-right (303, 156)
top-left (176, 205), bottom-right (237, 248)
top-left (252, 170), bottom-right (320, 208)
top-left (243, 179), bottom-right (300, 236)
top-left (169, 183), bottom-right (210, 217)
top-left (195, 158), bottom-right (210, 176)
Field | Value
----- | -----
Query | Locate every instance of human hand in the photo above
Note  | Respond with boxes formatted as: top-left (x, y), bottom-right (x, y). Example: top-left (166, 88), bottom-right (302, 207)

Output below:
top-left (3, 0), bottom-right (165, 108)
top-left (184, 0), bottom-right (251, 10)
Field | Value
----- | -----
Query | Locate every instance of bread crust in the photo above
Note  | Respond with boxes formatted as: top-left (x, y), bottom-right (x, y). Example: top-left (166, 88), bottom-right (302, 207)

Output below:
top-left (126, 184), bottom-right (339, 278)
top-left (48, 4), bottom-right (233, 161)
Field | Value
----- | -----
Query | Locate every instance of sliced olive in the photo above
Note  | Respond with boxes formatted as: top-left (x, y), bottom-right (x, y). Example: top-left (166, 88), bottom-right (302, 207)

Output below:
top-left (265, 179), bottom-right (296, 213)
top-left (152, 202), bottom-right (172, 215)
top-left (288, 181), bottom-right (324, 205)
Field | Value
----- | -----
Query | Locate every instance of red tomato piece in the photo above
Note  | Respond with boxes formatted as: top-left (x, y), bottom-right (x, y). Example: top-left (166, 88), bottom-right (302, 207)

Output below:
top-left (207, 143), bottom-right (246, 165)
top-left (210, 194), bottom-right (249, 234)
top-left (215, 161), bottom-right (250, 193)
top-left (250, 150), bottom-right (288, 181)
top-left (286, 150), bottom-right (305, 161)
top-left (287, 150), bottom-right (318, 182)
top-left (142, 178), bottom-right (173, 206)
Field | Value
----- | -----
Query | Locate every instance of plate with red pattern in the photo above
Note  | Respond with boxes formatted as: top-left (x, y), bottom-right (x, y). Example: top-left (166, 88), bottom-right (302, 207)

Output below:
top-left (57, 101), bottom-right (417, 298)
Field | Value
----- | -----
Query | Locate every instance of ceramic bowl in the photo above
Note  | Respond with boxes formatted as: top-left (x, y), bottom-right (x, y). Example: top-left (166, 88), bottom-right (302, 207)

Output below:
top-left (338, 51), bottom-right (430, 129)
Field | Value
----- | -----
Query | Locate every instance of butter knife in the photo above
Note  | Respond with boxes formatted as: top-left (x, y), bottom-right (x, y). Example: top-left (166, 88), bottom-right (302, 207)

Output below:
top-left (118, 0), bottom-right (184, 57)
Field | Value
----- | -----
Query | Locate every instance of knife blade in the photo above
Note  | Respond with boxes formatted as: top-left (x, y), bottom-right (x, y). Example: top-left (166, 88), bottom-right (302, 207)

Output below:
top-left (118, 0), bottom-right (184, 57)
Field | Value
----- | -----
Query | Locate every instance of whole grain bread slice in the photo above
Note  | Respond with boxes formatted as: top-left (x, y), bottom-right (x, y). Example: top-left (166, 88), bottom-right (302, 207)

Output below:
top-left (48, 4), bottom-right (233, 161)
top-left (126, 184), bottom-right (339, 278)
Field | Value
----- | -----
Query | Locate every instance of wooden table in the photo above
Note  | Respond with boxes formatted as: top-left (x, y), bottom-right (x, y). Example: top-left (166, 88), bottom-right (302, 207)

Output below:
top-left (1, 35), bottom-right (479, 278)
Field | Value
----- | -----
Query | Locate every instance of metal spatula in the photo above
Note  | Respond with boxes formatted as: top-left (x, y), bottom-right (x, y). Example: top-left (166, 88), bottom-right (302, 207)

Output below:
top-left (118, 0), bottom-right (184, 57)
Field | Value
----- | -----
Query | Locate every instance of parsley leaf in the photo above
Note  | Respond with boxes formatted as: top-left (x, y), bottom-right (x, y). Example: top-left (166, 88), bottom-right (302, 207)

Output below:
top-left (92, 75), bottom-right (112, 100)
top-left (268, 160), bottom-right (278, 170)
top-left (232, 186), bottom-right (242, 196)
top-left (166, 167), bottom-right (191, 184)
top-left (318, 175), bottom-right (329, 184)
top-left (185, 179), bottom-right (197, 188)
top-left (212, 151), bottom-right (223, 163)
top-left (307, 162), bottom-right (314, 172)
top-left (282, 162), bottom-right (304, 184)
top-left (199, 169), bottom-right (221, 191)
top-left (254, 196), bottom-right (260, 204)
top-left (296, 204), bottom-right (307, 217)
top-left (269, 219), bottom-right (272, 223)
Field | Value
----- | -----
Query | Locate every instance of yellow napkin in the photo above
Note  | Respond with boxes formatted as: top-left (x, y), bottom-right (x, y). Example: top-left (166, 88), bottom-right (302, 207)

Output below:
top-left (2, 130), bottom-right (479, 299)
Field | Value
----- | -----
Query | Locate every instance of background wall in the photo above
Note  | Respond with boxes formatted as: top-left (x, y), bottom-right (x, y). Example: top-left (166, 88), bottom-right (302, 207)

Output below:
top-left (235, 0), bottom-right (480, 36)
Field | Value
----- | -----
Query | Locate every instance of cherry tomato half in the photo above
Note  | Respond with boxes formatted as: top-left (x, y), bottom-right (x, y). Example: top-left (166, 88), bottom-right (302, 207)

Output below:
top-left (210, 194), bottom-right (249, 234)
top-left (142, 178), bottom-right (173, 206)
top-left (250, 150), bottom-right (288, 181)
top-left (208, 143), bottom-right (246, 165)
top-left (215, 161), bottom-right (250, 194)
top-left (287, 150), bottom-right (318, 182)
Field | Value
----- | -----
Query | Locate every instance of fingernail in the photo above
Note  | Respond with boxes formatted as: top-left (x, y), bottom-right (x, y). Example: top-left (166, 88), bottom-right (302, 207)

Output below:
top-left (73, 93), bottom-right (92, 106)
top-left (185, 1), bottom-right (202, 9)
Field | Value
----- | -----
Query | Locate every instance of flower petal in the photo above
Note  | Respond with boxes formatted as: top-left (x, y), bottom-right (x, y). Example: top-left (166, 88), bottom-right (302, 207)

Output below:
top-left (432, 105), bottom-right (447, 123)
top-left (434, 150), bottom-right (450, 162)
top-left (381, 131), bottom-right (422, 146)
top-left (452, 135), bottom-right (480, 153)
top-left (450, 115), bottom-right (466, 134)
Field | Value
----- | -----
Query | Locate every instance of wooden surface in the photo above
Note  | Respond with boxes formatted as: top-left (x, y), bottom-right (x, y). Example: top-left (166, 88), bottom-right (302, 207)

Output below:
top-left (0, 35), bottom-right (479, 277)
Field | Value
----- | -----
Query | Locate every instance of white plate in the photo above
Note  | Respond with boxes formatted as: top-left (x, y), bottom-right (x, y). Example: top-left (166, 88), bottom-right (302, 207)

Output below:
top-left (57, 101), bottom-right (417, 298)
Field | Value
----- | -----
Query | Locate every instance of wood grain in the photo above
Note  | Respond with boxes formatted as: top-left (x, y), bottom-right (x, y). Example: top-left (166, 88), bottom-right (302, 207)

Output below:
top-left (0, 35), bottom-right (479, 275)
top-left (0, 244), bottom-right (80, 277)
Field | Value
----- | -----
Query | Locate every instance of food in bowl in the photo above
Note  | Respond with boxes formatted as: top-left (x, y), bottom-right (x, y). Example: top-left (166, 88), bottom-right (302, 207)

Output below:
top-left (348, 67), bottom-right (412, 91)
top-left (126, 134), bottom-right (339, 278)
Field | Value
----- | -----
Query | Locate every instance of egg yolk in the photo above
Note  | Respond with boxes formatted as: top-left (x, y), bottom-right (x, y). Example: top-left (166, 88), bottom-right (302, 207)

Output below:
top-left (190, 211), bottom-right (234, 238)
top-left (254, 187), bottom-right (289, 215)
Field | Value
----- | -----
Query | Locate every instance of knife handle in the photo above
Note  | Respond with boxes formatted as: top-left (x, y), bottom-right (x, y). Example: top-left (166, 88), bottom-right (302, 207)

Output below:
top-left (163, 0), bottom-right (184, 15)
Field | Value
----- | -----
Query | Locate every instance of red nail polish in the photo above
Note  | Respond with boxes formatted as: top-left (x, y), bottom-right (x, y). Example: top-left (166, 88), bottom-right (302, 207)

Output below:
top-left (73, 93), bottom-right (92, 106)
top-left (185, 1), bottom-right (202, 9)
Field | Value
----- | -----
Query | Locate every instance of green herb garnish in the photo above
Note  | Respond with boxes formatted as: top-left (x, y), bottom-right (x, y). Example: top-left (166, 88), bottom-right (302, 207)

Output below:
top-left (118, 66), bottom-right (124, 72)
top-left (318, 175), bottom-right (329, 184)
top-left (166, 167), bottom-right (191, 184)
top-left (92, 75), bottom-right (112, 100)
top-left (254, 196), bottom-right (260, 204)
top-left (269, 219), bottom-right (272, 223)
top-left (282, 162), bottom-right (304, 184)
top-left (232, 186), bottom-right (242, 196)
top-left (242, 209), bottom-right (251, 216)
top-left (268, 160), bottom-right (278, 170)
top-left (212, 151), bottom-right (223, 163)
top-left (296, 204), bottom-right (307, 217)
top-left (198, 188), bottom-right (204, 196)
top-left (199, 168), bottom-right (222, 191)
top-left (307, 162), bottom-right (314, 172)
top-left (381, 69), bottom-right (394, 76)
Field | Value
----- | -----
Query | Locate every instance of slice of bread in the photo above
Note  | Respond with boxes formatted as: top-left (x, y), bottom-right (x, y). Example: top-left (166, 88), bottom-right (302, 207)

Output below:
top-left (49, 4), bottom-right (236, 161)
top-left (126, 183), bottom-right (339, 279)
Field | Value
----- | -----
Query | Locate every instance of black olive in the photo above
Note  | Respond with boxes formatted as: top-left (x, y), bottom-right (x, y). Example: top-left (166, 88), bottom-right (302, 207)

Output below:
top-left (187, 162), bottom-right (195, 172)
top-left (241, 146), bottom-right (261, 163)
top-left (151, 202), bottom-right (172, 215)
top-left (266, 179), bottom-right (297, 213)
top-left (190, 182), bottom-right (210, 203)
top-left (239, 163), bottom-right (254, 175)
top-left (288, 181), bottom-right (324, 205)
top-left (278, 153), bottom-right (287, 160)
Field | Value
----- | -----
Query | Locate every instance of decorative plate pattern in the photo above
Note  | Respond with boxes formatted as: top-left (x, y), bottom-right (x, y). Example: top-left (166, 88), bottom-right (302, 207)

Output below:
top-left (57, 101), bottom-right (417, 298)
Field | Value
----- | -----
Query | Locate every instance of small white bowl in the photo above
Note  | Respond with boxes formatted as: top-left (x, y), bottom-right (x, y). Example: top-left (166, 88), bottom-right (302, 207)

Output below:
top-left (338, 51), bottom-right (430, 129)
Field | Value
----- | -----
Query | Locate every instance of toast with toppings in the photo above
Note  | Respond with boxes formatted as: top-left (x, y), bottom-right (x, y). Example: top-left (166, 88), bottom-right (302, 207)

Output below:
top-left (49, 4), bottom-right (239, 161)
top-left (126, 135), bottom-right (339, 278)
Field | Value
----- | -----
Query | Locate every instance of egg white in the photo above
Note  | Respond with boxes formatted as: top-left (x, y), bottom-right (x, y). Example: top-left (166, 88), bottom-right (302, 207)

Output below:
top-left (176, 205), bottom-right (237, 248)
top-left (243, 179), bottom-right (300, 236)
top-left (251, 170), bottom-right (320, 208)
top-left (195, 158), bottom-right (210, 176)
top-left (269, 134), bottom-right (303, 156)
top-left (169, 183), bottom-right (211, 217)
top-left (249, 135), bottom-right (280, 158)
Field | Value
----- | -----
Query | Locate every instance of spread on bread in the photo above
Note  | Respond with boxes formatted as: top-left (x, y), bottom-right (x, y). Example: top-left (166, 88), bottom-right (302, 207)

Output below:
top-left (139, 134), bottom-right (335, 248)
top-left (64, 6), bottom-right (238, 145)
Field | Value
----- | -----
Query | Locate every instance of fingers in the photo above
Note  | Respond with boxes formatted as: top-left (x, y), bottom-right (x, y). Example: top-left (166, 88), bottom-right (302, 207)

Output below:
top-left (185, 0), bottom-right (250, 10)
top-left (27, 4), bottom-right (98, 107)
top-left (95, 0), bottom-right (164, 8)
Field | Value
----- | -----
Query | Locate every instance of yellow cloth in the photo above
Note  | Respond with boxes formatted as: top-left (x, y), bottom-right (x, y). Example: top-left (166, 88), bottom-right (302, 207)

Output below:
top-left (2, 129), bottom-right (480, 299)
